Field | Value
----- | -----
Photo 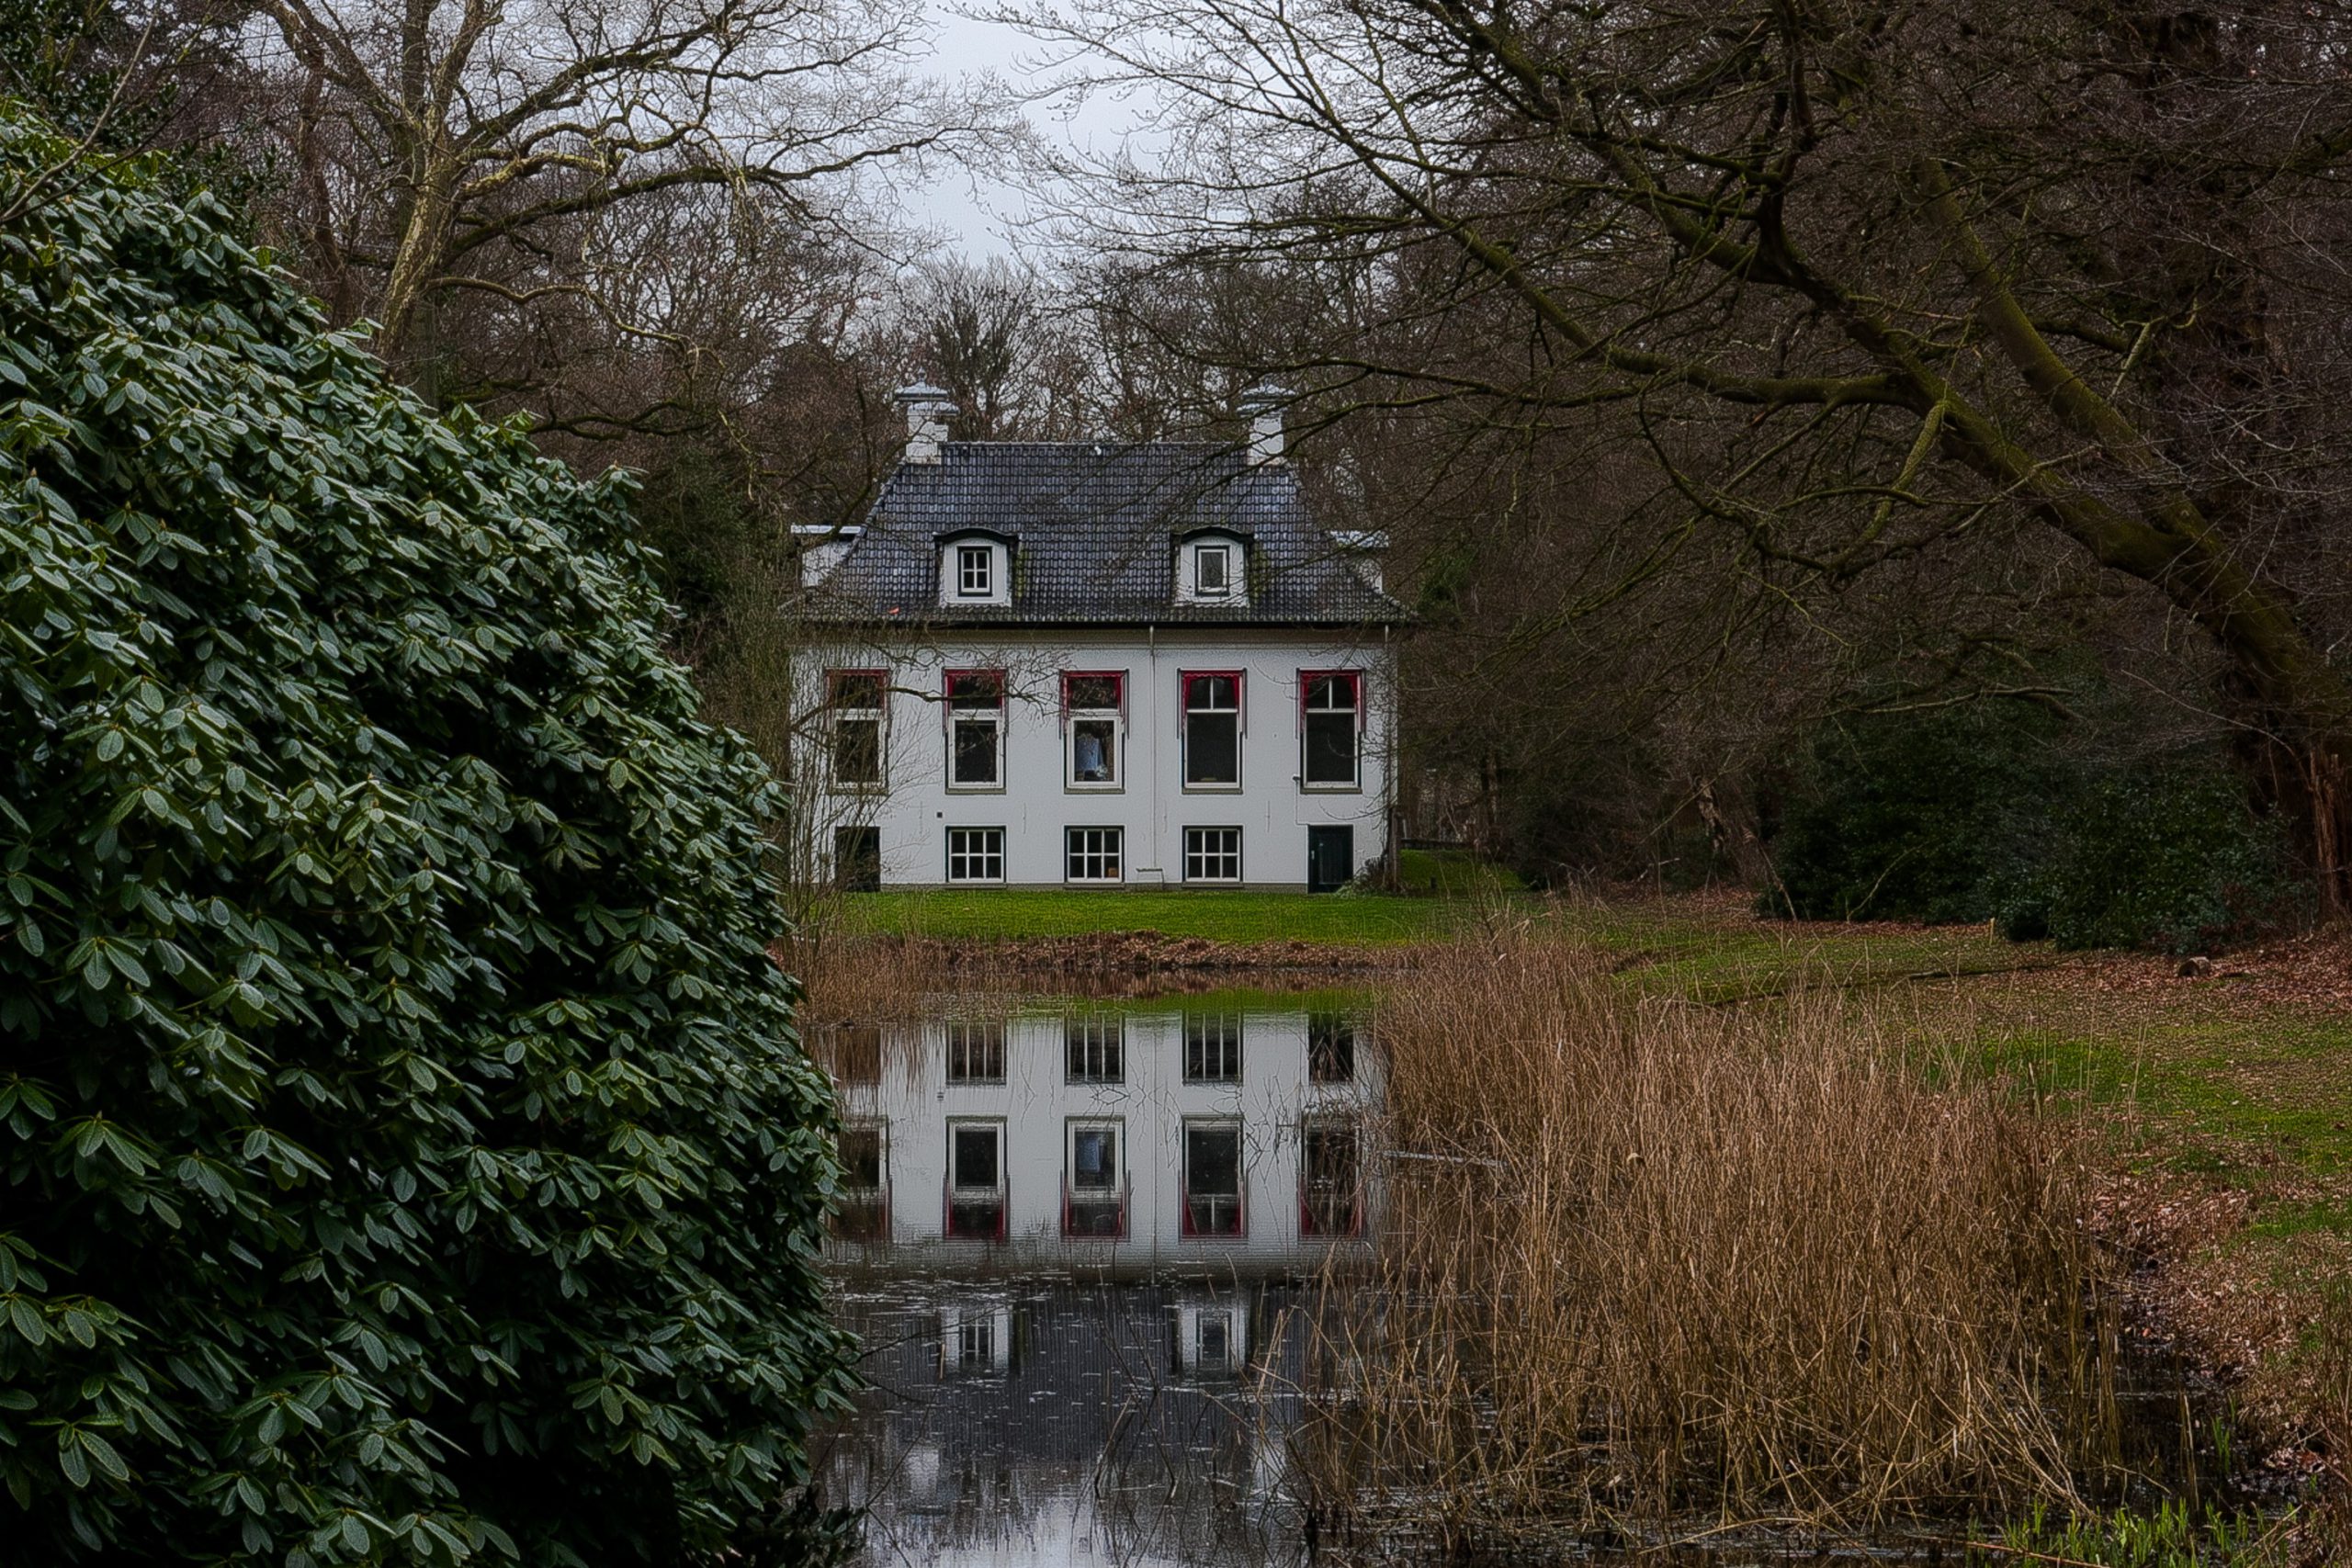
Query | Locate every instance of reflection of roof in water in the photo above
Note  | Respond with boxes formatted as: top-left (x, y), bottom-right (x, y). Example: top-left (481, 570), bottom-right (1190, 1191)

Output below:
top-left (820, 1282), bottom-right (1317, 1566)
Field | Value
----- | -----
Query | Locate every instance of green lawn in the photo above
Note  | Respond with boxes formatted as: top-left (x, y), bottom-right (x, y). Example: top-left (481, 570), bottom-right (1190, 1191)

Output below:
top-left (832, 886), bottom-right (1490, 945)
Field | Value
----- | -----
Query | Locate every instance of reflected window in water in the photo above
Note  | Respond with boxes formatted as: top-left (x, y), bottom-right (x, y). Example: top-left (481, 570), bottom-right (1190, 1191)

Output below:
top-left (946, 1119), bottom-right (1006, 1241)
top-left (1301, 1116), bottom-right (1363, 1237)
top-left (1065, 1119), bottom-right (1126, 1237)
top-left (1183, 1013), bottom-right (1242, 1083)
top-left (1307, 1013), bottom-right (1355, 1084)
top-left (1065, 1016), bottom-right (1125, 1083)
top-left (834, 1121), bottom-right (889, 1241)
top-left (1182, 1120), bottom-right (1245, 1237)
top-left (1197, 1310), bottom-right (1231, 1371)
top-left (944, 1019), bottom-right (1005, 1084)
top-left (939, 1303), bottom-right (1014, 1377)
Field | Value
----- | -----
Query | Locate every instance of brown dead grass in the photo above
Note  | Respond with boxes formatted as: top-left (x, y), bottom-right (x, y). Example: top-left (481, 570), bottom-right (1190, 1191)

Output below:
top-left (1298, 931), bottom-right (2127, 1541)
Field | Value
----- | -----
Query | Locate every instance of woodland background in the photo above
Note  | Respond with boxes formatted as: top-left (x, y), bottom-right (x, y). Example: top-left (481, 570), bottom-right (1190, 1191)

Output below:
top-left (19, 0), bottom-right (2352, 950)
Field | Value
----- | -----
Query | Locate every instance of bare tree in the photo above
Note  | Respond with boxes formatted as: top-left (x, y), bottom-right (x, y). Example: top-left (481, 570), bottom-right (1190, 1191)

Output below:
top-left (1018, 0), bottom-right (2352, 907)
top-left (246, 0), bottom-right (998, 403)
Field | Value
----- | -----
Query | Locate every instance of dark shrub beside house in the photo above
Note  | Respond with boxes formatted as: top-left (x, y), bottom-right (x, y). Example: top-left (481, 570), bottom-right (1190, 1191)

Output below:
top-left (1764, 701), bottom-right (2301, 953)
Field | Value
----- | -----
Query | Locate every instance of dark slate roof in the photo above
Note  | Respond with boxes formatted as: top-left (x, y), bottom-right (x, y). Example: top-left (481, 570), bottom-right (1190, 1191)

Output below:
top-left (807, 441), bottom-right (1405, 627)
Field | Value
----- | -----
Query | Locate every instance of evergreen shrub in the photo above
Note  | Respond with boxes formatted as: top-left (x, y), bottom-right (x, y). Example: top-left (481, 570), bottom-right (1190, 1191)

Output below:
top-left (1764, 703), bottom-right (2301, 953)
top-left (0, 114), bottom-right (851, 1565)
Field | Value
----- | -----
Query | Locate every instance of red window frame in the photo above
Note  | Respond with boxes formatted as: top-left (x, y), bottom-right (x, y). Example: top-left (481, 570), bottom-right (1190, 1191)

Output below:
top-left (1059, 670), bottom-right (1128, 725)
top-left (1182, 670), bottom-right (1245, 723)
top-left (826, 667), bottom-right (887, 709)
top-left (942, 668), bottom-right (1006, 727)
top-left (1297, 669), bottom-right (1362, 723)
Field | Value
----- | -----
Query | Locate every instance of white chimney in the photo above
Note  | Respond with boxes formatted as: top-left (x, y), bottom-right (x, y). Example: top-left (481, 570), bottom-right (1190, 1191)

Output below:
top-left (894, 382), bottom-right (957, 463)
top-left (1239, 383), bottom-right (1287, 466)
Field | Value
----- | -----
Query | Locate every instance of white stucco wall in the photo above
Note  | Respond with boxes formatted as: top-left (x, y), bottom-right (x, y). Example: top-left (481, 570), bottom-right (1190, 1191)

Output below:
top-left (802, 626), bottom-right (1399, 888)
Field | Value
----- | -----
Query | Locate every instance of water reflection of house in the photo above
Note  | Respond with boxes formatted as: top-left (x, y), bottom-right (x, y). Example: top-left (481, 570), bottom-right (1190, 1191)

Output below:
top-left (822, 1281), bottom-right (1307, 1566)
top-left (826, 1003), bottom-right (1376, 1278)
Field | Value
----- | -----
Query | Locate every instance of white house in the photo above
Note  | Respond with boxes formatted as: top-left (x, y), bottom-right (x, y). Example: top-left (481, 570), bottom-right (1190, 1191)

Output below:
top-left (797, 385), bottom-right (1406, 891)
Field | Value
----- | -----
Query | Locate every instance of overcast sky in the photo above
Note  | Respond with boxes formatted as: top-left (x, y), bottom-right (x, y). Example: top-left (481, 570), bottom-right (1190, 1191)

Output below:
top-left (905, 5), bottom-right (1140, 258)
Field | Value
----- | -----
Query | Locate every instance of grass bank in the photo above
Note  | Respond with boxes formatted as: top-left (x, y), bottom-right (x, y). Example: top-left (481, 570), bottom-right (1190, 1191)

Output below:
top-left (828, 886), bottom-right (1484, 945)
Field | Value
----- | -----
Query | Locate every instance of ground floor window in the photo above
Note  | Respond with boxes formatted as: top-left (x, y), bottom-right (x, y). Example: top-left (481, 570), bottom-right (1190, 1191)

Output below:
top-left (1065, 1119), bottom-right (1125, 1237)
top-left (1066, 1015), bottom-right (1125, 1083)
top-left (1183, 1012), bottom-right (1242, 1083)
top-left (1066, 826), bottom-right (1124, 883)
top-left (1301, 1116), bottom-right (1363, 1237)
top-left (944, 1019), bottom-right (1005, 1084)
top-left (1183, 825), bottom-right (1242, 884)
top-left (946, 826), bottom-right (1004, 884)
top-left (945, 1119), bottom-right (1006, 1241)
top-left (833, 825), bottom-right (880, 892)
top-left (1182, 1120), bottom-right (1245, 1238)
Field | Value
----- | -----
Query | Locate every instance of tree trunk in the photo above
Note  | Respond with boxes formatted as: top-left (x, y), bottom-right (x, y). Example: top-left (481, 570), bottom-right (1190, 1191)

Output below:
top-left (377, 167), bottom-right (455, 406)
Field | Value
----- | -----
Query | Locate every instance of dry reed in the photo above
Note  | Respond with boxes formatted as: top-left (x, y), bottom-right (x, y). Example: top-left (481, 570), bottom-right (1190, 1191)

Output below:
top-left (1298, 931), bottom-right (2124, 1541)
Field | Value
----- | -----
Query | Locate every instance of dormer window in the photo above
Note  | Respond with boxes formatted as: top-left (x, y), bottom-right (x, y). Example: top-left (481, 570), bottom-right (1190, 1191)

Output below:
top-left (956, 544), bottom-right (993, 598)
top-left (937, 533), bottom-right (1012, 607)
top-left (1176, 532), bottom-right (1250, 606)
top-left (1194, 544), bottom-right (1231, 597)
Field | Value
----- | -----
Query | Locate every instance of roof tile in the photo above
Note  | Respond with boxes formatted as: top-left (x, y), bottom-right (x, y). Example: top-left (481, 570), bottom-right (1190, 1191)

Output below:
top-left (808, 441), bottom-right (1404, 626)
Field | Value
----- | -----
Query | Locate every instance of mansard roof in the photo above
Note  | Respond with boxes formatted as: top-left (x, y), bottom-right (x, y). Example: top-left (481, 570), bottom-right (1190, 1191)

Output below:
top-left (807, 440), bottom-right (1404, 627)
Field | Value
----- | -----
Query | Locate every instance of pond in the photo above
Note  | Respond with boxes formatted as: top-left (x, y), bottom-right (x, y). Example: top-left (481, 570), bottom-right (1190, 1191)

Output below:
top-left (803, 988), bottom-right (2258, 1567)
top-left (810, 994), bottom-right (1374, 1566)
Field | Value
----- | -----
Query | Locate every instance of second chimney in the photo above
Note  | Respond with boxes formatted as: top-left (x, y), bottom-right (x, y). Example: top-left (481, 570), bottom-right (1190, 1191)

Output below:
top-left (895, 382), bottom-right (958, 463)
top-left (1239, 383), bottom-right (1288, 466)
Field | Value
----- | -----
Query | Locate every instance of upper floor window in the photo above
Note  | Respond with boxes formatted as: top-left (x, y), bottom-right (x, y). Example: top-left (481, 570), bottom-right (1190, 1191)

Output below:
top-left (827, 669), bottom-right (886, 786)
top-left (956, 544), bottom-right (993, 597)
top-left (1182, 671), bottom-right (1241, 788)
top-left (1064, 671), bottom-right (1125, 790)
top-left (938, 534), bottom-right (1011, 606)
top-left (945, 670), bottom-right (1005, 789)
top-left (1176, 535), bottom-right (1249, 606)
top-left (1195, 544), bottom-right (1231, 597)
top-left (1301, 671), bottom-right (1362, 790)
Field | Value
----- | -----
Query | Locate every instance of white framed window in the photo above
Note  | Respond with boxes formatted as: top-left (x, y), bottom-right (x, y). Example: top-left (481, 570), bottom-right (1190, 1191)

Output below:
top-left (1196, 1310), bottom-right (1233, 1370)
top-left (1065, 826), bottom-right (1124, 884)
top-left (1300, 1114), bottom-right (1363, 1237)
top-left (1182, 1119), bottom-right (1245, 1238)
top-left (1063, 671), bottom-right (1125, 791)
top-left (945, 1119), bottom-right (1006, 1241)
top-left (1301, 671), bottom-right (1362, 790)
top-left (1184, 826), bottom-right (1242, 884)
top-left (826, 669), bottom-right (886, 786)
top-left (940, 1303), bottom-right (1013, 1374)
top-left (945, 670), bottom-right (1005, 790)
top-left (1182, 671), bottom-right (1241, 789)
top-left (944, 1019), bottom-right (1005, 1084)
top-left (1183, 1012), bottom-right (1241, 1083)
top-left (956, 543), bottom-right (993, 597)
top-left (1065, 1015), bottom-right (1125, 1083)
top-left (945, 826), bottom-right (1004, 885)
top-left (1194, 543), bottom-right (1231, 597)
top-left (1065, 1118), bottom-right (1125, 1237)
top-left (938, 536), bottom-right (1010, 606)
top-left (1308, 1012), bottom-right (1356, 1083)
top-left (1177, 535), bottom-right (1249, 605)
